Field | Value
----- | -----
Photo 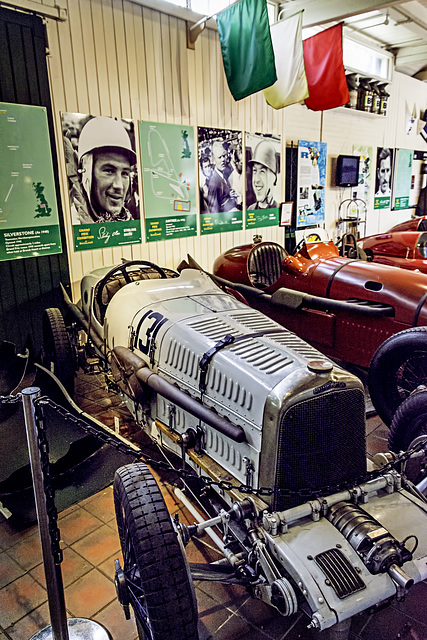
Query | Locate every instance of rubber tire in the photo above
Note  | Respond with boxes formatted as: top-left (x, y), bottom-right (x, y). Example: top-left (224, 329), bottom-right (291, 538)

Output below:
top-left (389, 388), bottom-right (427, 452)
top-left (42, 307), bottom-right (75, 396)
top-left (368, 326), bottom-right (427, 426)
top-left (113, 463), bottom-right (199, 640)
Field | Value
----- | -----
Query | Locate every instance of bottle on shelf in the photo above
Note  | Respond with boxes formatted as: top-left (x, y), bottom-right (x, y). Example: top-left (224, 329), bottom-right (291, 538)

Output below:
top-left (345, 73), bottom-right (359, 109)
top-left (357, 77), bottom-right (373, 112)
top-left (378, 83), bottom-right (389, 116)
top-left (370, 81), bottom-right (381, 114)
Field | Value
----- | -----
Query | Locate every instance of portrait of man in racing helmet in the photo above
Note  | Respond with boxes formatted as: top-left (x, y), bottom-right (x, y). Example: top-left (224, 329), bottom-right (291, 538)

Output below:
top-left (247, 139), bottom-right (279, 210)
top-left (65, 115), bottom-right (138, 225)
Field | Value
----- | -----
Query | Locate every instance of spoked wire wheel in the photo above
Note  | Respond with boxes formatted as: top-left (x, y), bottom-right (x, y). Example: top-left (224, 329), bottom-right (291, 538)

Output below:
top-left (113, 463), bottom-right (199, 640)
top-left (368, 327), bottom-right (427, 426)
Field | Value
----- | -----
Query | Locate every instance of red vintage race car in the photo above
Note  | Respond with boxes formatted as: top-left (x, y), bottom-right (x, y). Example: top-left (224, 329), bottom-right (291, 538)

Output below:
top-left (208, 239), bottom-right (427, 425)
top-left (359, 216), bottom-right (427, 272)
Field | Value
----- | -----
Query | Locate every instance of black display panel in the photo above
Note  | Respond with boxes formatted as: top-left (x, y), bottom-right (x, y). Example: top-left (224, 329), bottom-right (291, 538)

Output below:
top-left (336, 155), bottom-right (359, 187)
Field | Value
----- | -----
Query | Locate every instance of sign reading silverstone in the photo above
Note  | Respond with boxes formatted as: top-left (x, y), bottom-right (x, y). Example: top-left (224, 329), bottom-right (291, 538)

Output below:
top-left (245, 133), bottom-right (281, 229)
top-left (139, 121), bottom-right (197, 242)
top-left (0, 103), bottom-right (62, 261)
top-left (62, 112), bottom-right (141, 251)
top-left (296, 140), bottom-right (327, 228)
top-left (198, 127), bottom-right (243, 235)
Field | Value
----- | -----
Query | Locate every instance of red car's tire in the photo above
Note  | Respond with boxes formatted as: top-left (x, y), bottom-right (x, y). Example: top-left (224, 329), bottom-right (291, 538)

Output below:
top-left (389, 388), bottom-right (427, 452)
top-left (368, 326), bottom-right (427, 426)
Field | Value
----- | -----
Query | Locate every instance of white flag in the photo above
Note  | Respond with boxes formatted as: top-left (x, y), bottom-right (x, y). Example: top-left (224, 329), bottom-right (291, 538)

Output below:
top-left (263, 11), bottom-right (309, 109)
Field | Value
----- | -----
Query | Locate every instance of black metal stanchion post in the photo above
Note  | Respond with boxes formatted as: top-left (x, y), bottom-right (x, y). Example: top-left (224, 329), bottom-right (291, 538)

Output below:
top-left (22, 387), bottom-right (111, 640)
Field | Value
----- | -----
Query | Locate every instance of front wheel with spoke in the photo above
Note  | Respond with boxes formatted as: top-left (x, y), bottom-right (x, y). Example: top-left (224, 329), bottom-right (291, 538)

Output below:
top-left (368, 326), bottom-right (427, 426)
top-left (113, 463), bottom-right (199, 640)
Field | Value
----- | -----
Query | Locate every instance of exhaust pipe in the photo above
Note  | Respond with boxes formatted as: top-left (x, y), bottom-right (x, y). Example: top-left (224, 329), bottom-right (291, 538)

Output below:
top-left (113, 346), bottom-right (245, 444)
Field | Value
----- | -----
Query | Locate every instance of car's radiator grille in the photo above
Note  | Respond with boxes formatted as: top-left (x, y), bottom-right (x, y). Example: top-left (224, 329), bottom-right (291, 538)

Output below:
top-left (273, 388), bottom-right (366, 512)
top-left (315, 549), bottom-right (366, 599)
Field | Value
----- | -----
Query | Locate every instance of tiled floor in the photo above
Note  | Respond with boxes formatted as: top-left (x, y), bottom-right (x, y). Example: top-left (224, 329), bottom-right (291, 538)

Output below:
top-left (0, 370), bottom-right (426, 640)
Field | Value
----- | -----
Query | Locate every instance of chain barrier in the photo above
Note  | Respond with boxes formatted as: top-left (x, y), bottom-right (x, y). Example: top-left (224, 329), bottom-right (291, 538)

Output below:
top-left (32, 395), bottom-right (427, 502)
top-left (2, 391), bottom-right (426, 529)
top-left (34, 401), bottom-right (63, 565)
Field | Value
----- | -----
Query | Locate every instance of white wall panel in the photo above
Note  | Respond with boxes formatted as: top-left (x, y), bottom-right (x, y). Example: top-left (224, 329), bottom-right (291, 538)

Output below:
top-left (29, 0), bottom-right (427, 299)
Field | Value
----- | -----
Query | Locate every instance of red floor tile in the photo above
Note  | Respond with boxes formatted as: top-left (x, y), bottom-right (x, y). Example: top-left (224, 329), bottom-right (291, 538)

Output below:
top-left (0, 520), bottom-right (38, 552)
top-left (0, 573), bottom-right (47, 627)
top-left (70, 524), bottom-right (121, 567)
top-left (30, 547), bottom-right (92, 588)
top-left (58, 507), bottom-right (103, 545)
top-left (4, 601), bottom-right (50, 640)
top-left (6, 531), bottom-right (43, 572)
top-left (64, 569), bottom-right (116, 619)
top-left (0, 551), bottom-right (25, 589)
top-left (81, 486), bottom-right (116, 523)
top-left (94, 599), bottom-right (139, 640)
top-left (97, 552), bottom-right (123, 582)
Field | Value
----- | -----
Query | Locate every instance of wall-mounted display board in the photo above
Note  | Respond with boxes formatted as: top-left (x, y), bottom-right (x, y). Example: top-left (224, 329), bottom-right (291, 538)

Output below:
top-left (374, 147), bottom-right (394, 210)
top-left (245, 132), bottom-right (281, 229)
top-left (0, 103), bottom-right (62, 261)
top-left (198, 127), bottom-right (243, 235)
top-left (140, 121), bottom-right (197, 242)
top-left (353, 145), bottom-right (372, 204)
top-left (61, 112), bottom-right (141, 251)
top-left (296, 140), bottom-right (327, 228)
top-left (410, 150), bottom-right (427, 207)
top-left (392, 149), bottom-right (414, 210)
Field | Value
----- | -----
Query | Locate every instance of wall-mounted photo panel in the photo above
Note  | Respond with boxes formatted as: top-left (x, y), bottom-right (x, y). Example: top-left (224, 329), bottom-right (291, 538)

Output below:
top-left (245, 133), bottom-right (281, 229)
top-left (392, 148), bottom-right (414, 210)
top-left (374, 147), bottom-right (394, 210)
top-left (61, 112), bottom-right (141, 251)
top-left (353, 145), bottom-right (372, 204)
top-left (0, 103), bottom-right (62, 261)
top-left (411, 150), bottom-right (427, 208)
top-left (296, 140), bottom-right (327, 228)
top-left (139, 121), bottom-right (197, 242)
top-left (198, 127), bottom-right (243, 235)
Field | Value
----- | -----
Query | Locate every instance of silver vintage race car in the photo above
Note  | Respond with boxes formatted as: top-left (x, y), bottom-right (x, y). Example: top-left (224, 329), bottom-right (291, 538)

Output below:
top-left (41, 259), bottom-right (427, 640)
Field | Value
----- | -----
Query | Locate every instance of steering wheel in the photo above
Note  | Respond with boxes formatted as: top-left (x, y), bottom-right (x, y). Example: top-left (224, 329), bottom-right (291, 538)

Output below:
top-left (293, 233), bottom-right (322, 255)
top-left (95, 260), bottom-right (168, 322)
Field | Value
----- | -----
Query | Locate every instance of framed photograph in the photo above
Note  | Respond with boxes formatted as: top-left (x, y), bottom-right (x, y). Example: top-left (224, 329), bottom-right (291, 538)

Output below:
top-left (279, 201), bottom-right (293, 226)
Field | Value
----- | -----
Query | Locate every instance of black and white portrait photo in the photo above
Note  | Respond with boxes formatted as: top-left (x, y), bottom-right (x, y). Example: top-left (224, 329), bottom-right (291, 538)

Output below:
top-left (246, 133), bottom-right (281, 211)
top-left (61, 113), bottom-right (140, 226)
top-left (198, 127), bottom-right (243, 215)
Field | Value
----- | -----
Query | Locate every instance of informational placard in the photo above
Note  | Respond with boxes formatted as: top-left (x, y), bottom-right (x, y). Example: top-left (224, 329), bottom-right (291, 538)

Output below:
top-left (245, 133), bottom-right (281, 229)
top-left (353, 145), bottom-right (372, 204)
top-left (280, 202), bottom-right (293, 226)
top-left (198, 127), bottom-right (243, 235)
top-left (62, 112), bottom-right (141, 251)
top-left (374, 147), bottom-right (394, 210)
top-left (296, 140), bottom-right (327, 228)
top-left (0, 103), bottom-right (62, 261)
top-left (392, 149), bottom-right (414, 210)
top-left (139, 121), bottom-right (197, 242)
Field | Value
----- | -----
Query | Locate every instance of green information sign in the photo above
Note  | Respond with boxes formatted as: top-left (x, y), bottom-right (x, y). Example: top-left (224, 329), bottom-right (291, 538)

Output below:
top-left (0, 103), bottom-right (62, 261)
top-left (392, 148), bottom-right (414, 210)
top-left (246, 208), bottom-right (279, 228)
top-left (140, 121), bottom-right (197, 242)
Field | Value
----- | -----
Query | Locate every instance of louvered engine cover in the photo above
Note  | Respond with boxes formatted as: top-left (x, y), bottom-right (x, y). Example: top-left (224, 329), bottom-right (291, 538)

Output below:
top-left (105, 270), bottom-right (366, 506)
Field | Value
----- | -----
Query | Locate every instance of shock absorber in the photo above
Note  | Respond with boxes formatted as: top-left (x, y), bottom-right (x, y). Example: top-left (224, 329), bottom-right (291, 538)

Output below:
top-left (328, 502), bottom-right (414, 589)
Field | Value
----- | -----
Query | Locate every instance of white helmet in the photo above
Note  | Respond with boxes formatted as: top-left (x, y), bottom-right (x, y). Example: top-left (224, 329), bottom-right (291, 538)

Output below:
top-left (77, 116), bottom-right (136, 163)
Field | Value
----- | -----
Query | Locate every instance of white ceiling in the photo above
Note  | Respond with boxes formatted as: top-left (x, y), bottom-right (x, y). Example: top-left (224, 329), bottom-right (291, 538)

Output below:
top-left (278, 0), bottom-right (427, 79)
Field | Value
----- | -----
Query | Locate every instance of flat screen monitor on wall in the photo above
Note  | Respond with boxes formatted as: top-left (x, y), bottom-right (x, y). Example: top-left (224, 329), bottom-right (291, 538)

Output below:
top-left (336, 155), bottom-right (359, 187)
